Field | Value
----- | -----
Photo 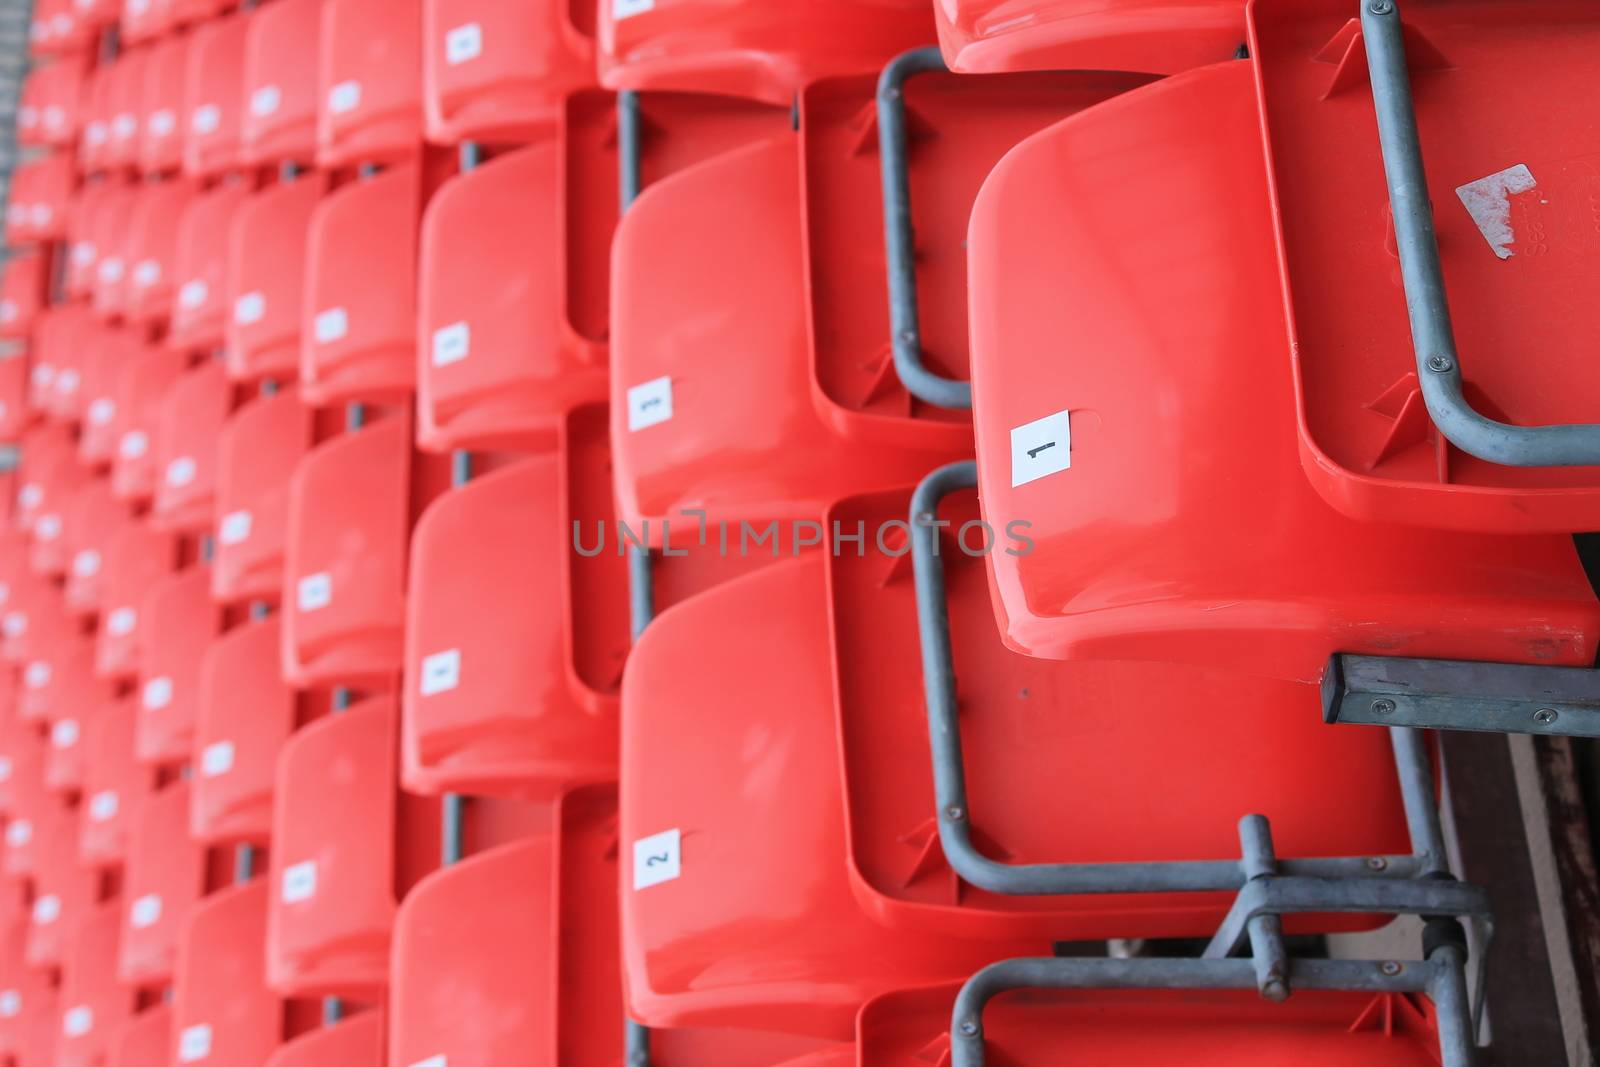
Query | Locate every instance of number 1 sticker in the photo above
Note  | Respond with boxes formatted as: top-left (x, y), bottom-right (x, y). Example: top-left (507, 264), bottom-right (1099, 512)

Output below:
top-left (1010, 408), bottom-right (1072, 488)
top-left (632, 828), bottom-right (681, 890)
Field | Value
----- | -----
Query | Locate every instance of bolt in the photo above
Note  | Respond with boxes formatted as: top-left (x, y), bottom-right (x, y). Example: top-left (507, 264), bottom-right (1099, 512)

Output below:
top-left (1426, 355), bottom-right (1454, 373)
top-left (945, 805), bottom-right (965, 821)
top-left (1369, 0), bottom-right (1394, 13)
top-left (1366, 856), bottom-right (1388, 872)
top-left (1260, 976), bottom-right (1289, 1004)
top-left (1380, 960), bottom-right (1403, 976)
top-left (1371, 698), bottom-right (1396, 716)
top-left (959, 1021), bottom-right (979, 1037)
top-left (1534, 708), bottom-right (1559, 726)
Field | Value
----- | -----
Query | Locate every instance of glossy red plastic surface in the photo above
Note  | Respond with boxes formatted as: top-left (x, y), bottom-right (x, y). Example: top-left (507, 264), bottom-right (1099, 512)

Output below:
top-left (0, 921), bottom-right (53, 1060)
top-left (266, 1010), bottom-right (384, 1067)
top-left (267, 694), bottom-right (398, 998)
top-left (58, 901), bottom-right (136, 1067)
top-left (77, 329), bottom-right (148, 466)
top-left (120, 0), bottom-right (173, 45)
top-left (1253, 1), bottom-right (1600, 531)
top-left (61, 482), bottom-right (126, 617)
top-left (80, 66), bottom-right (115, 173)
top-left (283, 414), bottom-right (410, 687)
top-left (66, 181), bottom-right (122, 301)
top-left (150, 359), bottom-right (232, 533)
top-left (967, 61), bottom-right (1600, 679)
top-left (5, 153), bottom-right (74, 244)
top-left (422, 0), bottom-right (596, 143)
top-left (30, 0), bottom-right (95, 56)
top-left (212, 389), bottom-right (313, 603)
top-left (107, 1005), bottom-right (171, 1067)
top-left (598, 0), bottom-right (932, 106)
top-left (107, 343), bottom-right (188, 502)
top-left (192, 617), bottom-right (295, 845)
top-left (226, 174), bottom-right (328, 383)
top-left (0, 254), bottom-right (45, 341)
top-left (26, 798), bottom-right (99, 968)
top-left (621, 555), bottom-right (1036, 1037)
top-left (182, 11), bottom-right (250, 178)
top-left (19, 58), bottom-right (86, 149)
top-left (936, 0), bottom-right (1248, 74)
top-left (301, 163), bottom-right (420, 405)
top-left (139, 34), bottom-right (188, 174)
top-left (120, 781), bottom-right (206, 986)
top-left (106, 48), bottom-right (149, 171)
top-left (122, 176), bottom-right (199, 325)
top-left (94, 519), bottom-right (179, 678)
top-left (418, 132), bottom-right (611, 451)
top-left (317, 0), bottom-right (423, 168)
top-left (241, 0), bottom-right (322, 166)
top-left (171, 881), bottom-right (283, 1066)
top-left (89, 184), bottom-right (140, 317)
top-left (404, 409), bottom-right (628, 795)
top-left (135, 566), bottom-right (221, 764)
top-left (80, 698), bottom-right (151, 866)
top-left (169, 181), bottom-right (250, 351)
top-left (2, 742), bottom-right (52, 875)
top-left (0, 356), bottom-right (29, 440)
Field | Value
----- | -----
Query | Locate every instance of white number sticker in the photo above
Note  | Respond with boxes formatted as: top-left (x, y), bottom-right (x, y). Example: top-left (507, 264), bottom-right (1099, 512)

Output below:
top-left (191, 104), bottom-right (220, 135)
top-left (62, 1005), bottom-right (92, 1037)
top-left (178, 1023), bottom-right (212, 1062)
top-left (632, 828), bottom-right (681, 890)
top-left (142, 676), bottom-right (173, 711)
top-left (314, 306), bottom-right (349, 344)
top-left (179, 279), bottom-right (208, 309)
top-left (201, 741), bottom-right (235, 777)
top-left (219, 510), bottom-right (253, 546)
top-left (419, 649), bottom-right (461, 696)
top-left (297, 572), bottom-right (332, 612)
top-left (107, 605), bottom-right (137, 636)
top-left (615, 0), bottom-right (656, 18)
top-left (89, 790), bottom-right (119, 822)
top-left (431, 321), bottom-right (470, 367)
top-left (282, 860), bottom-right (317, 903)
top-left (50, 720), bottom-right (78, 749)
top-left (328, 80), bottom-right (362, 115)
top-left (130, 893), bottom-right (162, 929)
top-left (445, 23), bottom-right (482, 65)
top-left (234, 291), bottom-right (266, 325)
top-left (1009, 409), bottom-right (1073, 488)
top-left (250, 84), bottom-right (281, 117)
top-left (165, 455), bottom-right (197, 488)
top-left (627, 376), bottom-right (673, 432)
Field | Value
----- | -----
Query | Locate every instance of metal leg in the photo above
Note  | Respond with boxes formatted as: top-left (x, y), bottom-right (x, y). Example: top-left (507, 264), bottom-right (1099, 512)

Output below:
top-left (1390, 726), bottom-right (1452, 877)
top-left (1236, 816), bottom-right (1287, 1002)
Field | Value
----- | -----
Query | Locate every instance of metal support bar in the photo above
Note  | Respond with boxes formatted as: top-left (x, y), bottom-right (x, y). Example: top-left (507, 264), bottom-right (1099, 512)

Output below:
top-left (233, 843), bottom-right (255, 884)
top-left (619, 91), bottom-right (641, 212)
top-left (1361, 0), bottom-right (1600, 466)
top-left (877, 46), bottom-right (971, 409)
top-left (1325, 653), bottom-right (1600, 738)
top-left (1236, 816), bottom-right (1287, 1002)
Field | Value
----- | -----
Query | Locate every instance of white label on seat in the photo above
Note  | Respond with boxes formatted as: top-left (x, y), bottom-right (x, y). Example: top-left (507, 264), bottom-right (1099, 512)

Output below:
top-left (632, 828), bottom-right (681, 890)
top-left (0, 758), bottom-right (10, 782)
top-left (297, 572), bottom-right (332, 612)
top-left (191, 104), bottom-right (220, 135)
top-left (73, 549), bottom-right (101, 577)
top-left (133, 259), bottom-right (160, 289)
top-left (5, 819), bottom-right (30, 846)
top-left (99, 257), bottom-right (124, 283)
top-left (73, 241), bottom-right (96, 267)
top-left (179, 279), bottom-right (208, 309)
top-left (614, 0), bottom-right (655, 19)
top-left (35, 513), bottom-right (61, 541)
top-left (282, 860), bottom-right (317, 903)
top-left (408, 1056), bottom-right (448, 1067)
top-left (51, 719), bottom-right (79, 749)
top-left (178, 1024), bottom-right (212, 1062)
top-left (0, 991), bottom-right (18, 1018)
top-left (445, 22), bottom-right (482, 64)
top-left (63, 1005), bottom-right (92, 1037)
top-left (44, 105), bottom-right (63, 130)
top-left (3, 611), bottom-right (27, 638)
top-left (86, 121), bottom-right (107, 146)
top-left (142, 676), bottom-right (173, 711)
top-left (18, 483), bottom-right (42, 509)
top-left (88, 397), bottom-right (115, 425)
top-left (113, 112), bottom-right (136, 140)
top-left (149, 108), bottom-right (176, 137)
top-left (328, 80), bottom-right (362, 115)
top-left (130, 893), bottom-right (162, 929)
top-left (23, 661), bottom-right (50, 689)
top-left (107, 605), bottom-right (137, 636)
top-left (201, 740), bottom-right (235, 777)
top-left (234, 291), bottom-right (266, 325)
top-left (56, 368), bottom-right (81, 395)
top-left (219, 510), bottom-right (253, 546)
top-left (250, 84), bottom-right (281, 117)
top-left (89, 790), bottom-right (118, 822)
top-left (419, 649), bottom-right (461, 696)
top-left (118, 430), bottom-right (148, 460)
top-left (32, 895), bottom-right (60, 924)
top-left (431, 321), bottom-right (470, 367)
top-left (1010, 408), bottom-right (1072, 488)
top-left (314, 306), bottom-right (349, 344)
top-left (166, 455), bottom-right (197, 488)
top-left (627, 376), bottom-right (673, 431)
top-left (29, 204), bottom-right (51, 228)
top-left (1455, 163), bottom-right (1537, 261)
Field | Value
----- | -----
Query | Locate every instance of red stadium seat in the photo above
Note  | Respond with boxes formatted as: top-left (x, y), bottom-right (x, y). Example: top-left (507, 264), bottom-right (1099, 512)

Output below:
top-left (182, 11), bottom-right (250, 178)
top-left (107, 343), bottom-right (188, 502)
top-left (12, 424), bottom-right (75, 534)
top-left (212, 389), bottom-right (312, 604)
top-left (107, 1005), bottom-right (171, 1067)
top-left (0, 254), bottom-right (45, 341)
top-left (226, 174), bottom-right (328, 383)
top-left (62, 480), bottom-right (128, 616)
top-left (282, 412), bottom-right (409, 688)
top-left (25, 798), bottom-right (99, 968)
top-left (417, 135), bottom-right (610, 451)
top-left (90, 184), bottom-right (140, 319)
top-left (267, 694), bottom-right (398, 999)
top-left (597, 0), bottom-right (932, 106)
top-left (58, 902), bottom-right (136, 1067)
top-left (241, 0), bottom-right (322, 166)
top-left (403, 409), bottom-right (628, 795)
top-left (94, 519), bottom-right (179, 679)
top-left (317, 0), bottom-right (423, 169)
top-left (22, 632), bottom-right (103, 725)
top-left (77, 328), bottom-right (147, 466)
top-left (149, 360), bottom-right (232, 533)
top-left (19, 57), bottom-right (86, 149)
top-left (169, 182), bottom-right (251, 351)
top-left (135, 566), bottom-right (222, 764)
top-left (30, 306), bottom-right (95, 422)
top-left (422, 0), bottom-right (596, 144)
top-left (120, 0), bottom-right (173, 46)
top-left (170, 0), bottom-right (229, 28)
top-left (266, 1010), bottom-right (384, 1067)
top-left (192, 618), bottom-right (295, 846)
top-left (66, 181), bottom-right (123, 301)
top-left (139, 33), bottom-right (188, 174)
top-left (106, 48), bottom-right (150, 171)
top-left (80, 65), bottom-right (115, 173)
top-left (966, 60), bottom-right (1600, 679)
top-left (0, 712), bottom-right (46, 822)
top-left (0, 916), bottom-right (54, 1060)
top-left (936, 0), bottom-right (1247, 74)
top-left (1, 571), bottom-right (66, 668)
top-left (4, 153), bottom-right (74, 244)
top-left (171, 881), bottom-right (283, 1065)
top-left (80, 698), bottom-right (151, 867)
top-left (119, 781), bottom-right (206, 986)
top-left (41, 650), bottom-right (108, 795)
top-left (123, 177), bottom-right (201, 326)
top-left (0, 356), bottom-right (29, 441)
top-left (301, 163), bottom-right (420, 405)
top-left (30, 0), bottom-right (95, 56)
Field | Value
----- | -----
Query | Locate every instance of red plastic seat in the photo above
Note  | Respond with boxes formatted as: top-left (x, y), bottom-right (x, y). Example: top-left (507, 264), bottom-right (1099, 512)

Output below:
top-left (139, 34), bottom-right (189, 175)
top-left (421, 0), bottom-right (596, 144)
top-left (622, 555), bottom-right (1035, 1037)
top-left (597, 0), bottom-right (932, 106)
top-left (213, 389), bottom-right (313, 604)
top-left (417, 137), bottom-right (610, 451)
top-left (183, 11), bottom-right (251, 178)
top-left (0, 253), bottom-right (46, 342)
top-left (62, 480), bottom-right (129, 616)
top-left (317, 0), bottom-right (423, 168)
top-left (107, 343), bottom-right (189, 502)
top-left (936, 0), bottom-right (1247, 74)
top-left (301, 163), bottom-right (420, 404)
top-left (265, 1010), bottom-right (383, 1067)
top-left (5, 153), bottom-right (74, 244)
top-left (225, 174), bottom-right (328, 383)
top-left (404, 409), bottom-right (627, 795)
top-left (282, 413), bottom-right (410, 688)
top-left (25, 798), bottom-right (99, 969)
top-left (966, 60), bottom-right (1600, 681)
top-left (170, 182), bottom-right (251, 351)
top-left (29, 0), bottom-right (94, 56)
top-left (94, 519), bottom-right (179, 679)
top-left (107, 1005), bottom-right (171, 1067)
top-left (91, 185), bottom-right (141, 319)
top-left (135, 566), bottom-right (222, 764)
top-left (30, 306), bottom-right (96, 424)
top-left (611, 136), bottom-right (966, 541)
top-left (77, 328), bottom-right (148, 466)
top-left (267, 694), bottom-right (398, 999)
top-left (192, 618), bottom-right (295, 846)
top-left (80, 698), bottom-right (151, 867)
top-left (58, 901), bottom-right (136, 1067)
top-left (42, 652), bottom-right (109, 796)
top-left (123, 177), bottom-right (201, 325)
top-left (66, 181), bottom-right (122, 301)
top-left (0, 355), bottom-right (30, 440)
top-left (21, 632), bottom-right (103, 725)
top-left (19, 58), bottom-right (86, 150)
top-left (107, 49), bottom-right (150, 171)
top-left (120, 781), bottom-right (206, 986)
top-left (0, 712), bottom-right (46, 823)
top-left (150, 360), bottom-right (232, 533)
top-left (0, 915), bottom-right (55, 1060)
top-left (2, 742), bottom-right (52, 877)
top-left (171, 0), bottom-right (229, 28)
top-left (171, 881), bottom-right (283, 1065)
top-left (80, 66), bottom-right (115, 173)
top-left (1, 570), bottom-right (67, 669)
top-left (13, 422), bottom-right (78, 534)
top-left (241, 0), bottom-right (322, 166)
top-left (120, 0), bottom-right (173, 46)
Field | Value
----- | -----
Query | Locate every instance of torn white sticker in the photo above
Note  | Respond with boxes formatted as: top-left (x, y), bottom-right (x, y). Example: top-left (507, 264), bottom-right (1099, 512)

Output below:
top-left (632, 828), bottom-right (681, 890)
top-left (1010, 408), bottom-right (1073, 488)
top-left (1455, 164), bottom-right (1537, 260)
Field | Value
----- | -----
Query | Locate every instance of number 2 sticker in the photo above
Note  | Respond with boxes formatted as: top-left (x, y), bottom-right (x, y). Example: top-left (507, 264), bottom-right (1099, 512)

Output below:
top-left (632, 828), bottom-right (681, 890)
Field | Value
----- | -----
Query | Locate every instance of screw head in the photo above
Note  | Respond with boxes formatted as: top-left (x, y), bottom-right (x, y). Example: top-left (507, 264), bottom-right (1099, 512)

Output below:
top-left (959, 1022), bottom-right (979, 1037)
top-left (1380, 960), bottom-right (1403, 976)
top-left (1534, 708), bottom-right (1560, 726)
top-left (1369, 0), bottom-right (1394, 13)
top-left (1371, 698), bottom-right (1397, 716)
top-left (1366, 856), bottom-right (1389, 872)
top-left (1427, 355), bottom-right (1454, 373)
top-left (945, 805), bottom-right (965, 821)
